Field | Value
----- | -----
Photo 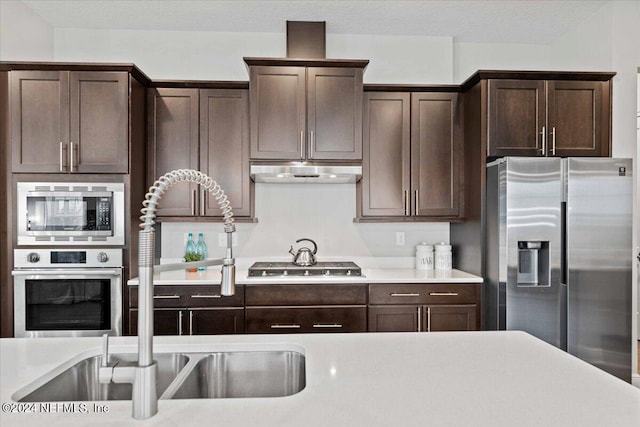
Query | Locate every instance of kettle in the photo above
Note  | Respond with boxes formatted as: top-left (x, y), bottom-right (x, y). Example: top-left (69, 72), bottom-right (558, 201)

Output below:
top-left (289, 238), bottom-right (318, 266)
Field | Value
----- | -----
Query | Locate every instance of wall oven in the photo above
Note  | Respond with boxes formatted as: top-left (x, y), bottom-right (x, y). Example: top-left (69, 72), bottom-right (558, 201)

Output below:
top-left (17, 182), bottom-right (125, 245)
top-left (12, 249), bottom-right (122, 337)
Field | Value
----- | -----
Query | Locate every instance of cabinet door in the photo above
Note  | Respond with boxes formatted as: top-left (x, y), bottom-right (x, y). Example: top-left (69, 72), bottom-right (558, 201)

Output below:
top-left (69, 71), bottom-right (129, 173)
top-left (547, 81), bottom-right (609, 157)
top-left (361, 92), bottom-right (410, 217)
top-left (10, 70), bottom-right (69, 173)
top-left (411, 92), bottom-right (461, 216)
top-left (147, 88), bottom-right (200, 216)
top-left (488, 80), bottom-right (545, 157)
top-left (249, 66), bottom-right (306, 160)
top-left (129, 309), bottom-right (183, 335)
top-left (200, 89), bottom-right (251, 217)
top-left (368, 305), bottom-right (419, 332)
top-left (189, 309), bottom-right (245, 335)
top-left (426, 305), bottom-right (477, 332)
top-left (307, 67), bottom-right (363, 160)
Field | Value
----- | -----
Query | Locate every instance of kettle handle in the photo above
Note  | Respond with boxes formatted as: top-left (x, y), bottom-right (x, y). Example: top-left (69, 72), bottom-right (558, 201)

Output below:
top-left (295, 238), bottom-right (317, 254)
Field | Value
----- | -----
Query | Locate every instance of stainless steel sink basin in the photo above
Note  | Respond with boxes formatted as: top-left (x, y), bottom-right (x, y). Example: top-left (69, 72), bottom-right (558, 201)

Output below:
top-left (170, 351), bottom-right (305, 399)
top-left (18, 353), bottom-right (189, 402)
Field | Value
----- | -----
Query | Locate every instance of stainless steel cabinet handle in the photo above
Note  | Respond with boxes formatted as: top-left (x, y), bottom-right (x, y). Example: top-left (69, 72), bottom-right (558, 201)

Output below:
top-left (270, 324), bottom-right (301, 329)
top-left (417, 306), bottom-right (422, 332)
top-left (200, 187), bottom-right (205, 216)
top-left (390, 293), bottom-right (420, 297)
top-left (309, 130), bottom-right (314, 159)
top-left (540, 126), bottom-right (546, 155)
top-left (153, 295), bottom-right (181, 299)
top-left (69, 142), bottom-right (75, 172)
top-left (191, 294), bottom-right (221, 299)
top-left (428, 292), bottom-right (459, 296)
top-left (404, 190), bottom-right (409, 216)
top-left (300, 131), bottom-right (305, 160)
top-left (312, 323), bottom-right (342, 328)
top-left (192, 189), bottom-right (197, 216)
top-left (178, 311), bottom-right (183, 336)
top-left (426, 307), bottom-right (431, 332)
top-left (189, 310), bottom-right (194, 335)
top-left (414, 190), bottom-right (419, 216)
top-left (59, 142), bottom-right (65, 172)
top-left (550, 126), bottom-right (556, 156)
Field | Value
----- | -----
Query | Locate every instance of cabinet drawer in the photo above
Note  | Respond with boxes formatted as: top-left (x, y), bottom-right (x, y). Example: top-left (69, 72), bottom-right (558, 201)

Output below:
top-left (369, 283), bottom-right (478, 305)
top-left (245, 284), bottom-right (367, 306)
top-left (245, 306), bottom-right (367, 333)
top-left (129, 284), bottom-right (244, 308)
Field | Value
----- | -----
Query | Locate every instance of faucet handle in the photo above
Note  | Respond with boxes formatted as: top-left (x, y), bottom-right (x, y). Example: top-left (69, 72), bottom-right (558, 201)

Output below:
top-left (101, 333), bottom-right (109, 367)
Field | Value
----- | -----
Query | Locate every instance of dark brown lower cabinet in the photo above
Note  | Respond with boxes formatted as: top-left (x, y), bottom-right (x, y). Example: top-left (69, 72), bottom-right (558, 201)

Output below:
top-left (368, 283), bottom-right (481, 332)
top-left (368, 305), bottom-right (476, 332)
top-left (245, 306), bottom-right (367, 333)
top-left (129, 308), bottom-right (245, 335)
top-left (127, 284), bottom-right (245, 336)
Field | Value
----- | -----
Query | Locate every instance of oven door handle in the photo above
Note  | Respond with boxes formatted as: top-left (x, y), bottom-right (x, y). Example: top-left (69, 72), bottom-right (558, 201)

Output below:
top-left (12, 268), bottom-right (123, 277)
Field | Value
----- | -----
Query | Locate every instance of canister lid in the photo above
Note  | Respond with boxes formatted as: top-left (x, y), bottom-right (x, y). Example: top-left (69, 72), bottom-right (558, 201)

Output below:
top-left (416, 242), bottom-right (433, 251)
top-left (434, 242), bottom-right (452, 251)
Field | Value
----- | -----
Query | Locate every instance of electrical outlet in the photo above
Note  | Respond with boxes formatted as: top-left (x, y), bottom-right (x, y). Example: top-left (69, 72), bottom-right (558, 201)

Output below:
top-left (396, 231), bottom-right (405, 246)
top-left (218, 233), bottom-right (226, 247)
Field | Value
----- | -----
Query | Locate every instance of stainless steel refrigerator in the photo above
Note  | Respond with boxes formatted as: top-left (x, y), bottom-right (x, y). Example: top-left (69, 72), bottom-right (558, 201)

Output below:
top-left (485, 157), bottom-right (633, 382)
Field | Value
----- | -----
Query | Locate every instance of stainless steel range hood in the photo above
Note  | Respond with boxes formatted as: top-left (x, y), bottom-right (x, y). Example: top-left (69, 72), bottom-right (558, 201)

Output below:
top-left (250, 162), bottom-right (362, 183)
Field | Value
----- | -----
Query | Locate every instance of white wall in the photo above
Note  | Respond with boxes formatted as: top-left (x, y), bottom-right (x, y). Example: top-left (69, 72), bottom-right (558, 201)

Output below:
top-left (0, 0), bottom-right (53, 60)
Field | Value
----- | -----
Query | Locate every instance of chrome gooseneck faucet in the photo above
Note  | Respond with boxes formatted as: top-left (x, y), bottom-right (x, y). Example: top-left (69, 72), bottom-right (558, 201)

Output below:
top-left (99, 169), bottom-right (236, 420)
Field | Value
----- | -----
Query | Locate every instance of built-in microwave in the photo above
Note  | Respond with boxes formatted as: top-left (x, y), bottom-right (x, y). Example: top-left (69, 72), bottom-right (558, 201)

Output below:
top-left (17, 182), bottom-right (125, 246)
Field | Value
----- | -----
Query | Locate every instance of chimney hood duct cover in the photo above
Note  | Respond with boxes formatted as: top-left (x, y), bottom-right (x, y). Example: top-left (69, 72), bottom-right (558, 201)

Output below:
top-left (250, 163), bottom-right (362, 183)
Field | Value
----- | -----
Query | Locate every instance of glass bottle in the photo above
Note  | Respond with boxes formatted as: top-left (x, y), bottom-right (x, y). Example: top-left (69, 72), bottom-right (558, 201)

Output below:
top-left (195, 233), bottom-right (208, 271)
top-left (184, 232), bottom-right (197, 261)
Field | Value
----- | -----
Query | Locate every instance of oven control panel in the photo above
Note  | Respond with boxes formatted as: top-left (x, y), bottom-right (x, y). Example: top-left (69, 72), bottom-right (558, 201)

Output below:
top-left (14, 248), bottom-right (123, 268)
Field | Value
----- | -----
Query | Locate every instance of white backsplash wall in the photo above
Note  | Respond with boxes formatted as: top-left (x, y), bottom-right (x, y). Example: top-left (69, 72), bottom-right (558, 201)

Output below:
top-left (161, 183), bottom-right (449, 261)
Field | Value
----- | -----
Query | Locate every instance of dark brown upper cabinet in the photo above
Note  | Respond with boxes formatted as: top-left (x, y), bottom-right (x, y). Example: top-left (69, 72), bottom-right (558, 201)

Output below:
top-left (488, 78), bottom-right (610, 158)
top-left (358, 91), bottom-right (461, 221)
top-left (147, 86), bottom-right (252, 219)
top-left (11, 70), bottom-right (129, 173)
top-left (248, 62), bottom-right (364, 161)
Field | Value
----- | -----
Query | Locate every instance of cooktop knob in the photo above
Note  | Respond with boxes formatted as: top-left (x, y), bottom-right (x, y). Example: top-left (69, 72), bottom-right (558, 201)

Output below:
top-left (27, 252), bottom-right (40, 263)
top-left (97, 252), bottom-right (109, 263)
top-left (283, 270), bottom-right (288, 276)
top-left (304, 270), bottom-right (310, 276)
top-left (262, 271), bottom-right (267, 276)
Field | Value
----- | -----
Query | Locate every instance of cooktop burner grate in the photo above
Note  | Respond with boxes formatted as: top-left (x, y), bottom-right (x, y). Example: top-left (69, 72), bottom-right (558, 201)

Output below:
top-left (248, 261), bottom-right (362, 277)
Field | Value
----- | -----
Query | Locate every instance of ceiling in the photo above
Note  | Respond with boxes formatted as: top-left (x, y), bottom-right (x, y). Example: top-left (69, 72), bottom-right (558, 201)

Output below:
top-left (20, 0), bottom-right (608, 44)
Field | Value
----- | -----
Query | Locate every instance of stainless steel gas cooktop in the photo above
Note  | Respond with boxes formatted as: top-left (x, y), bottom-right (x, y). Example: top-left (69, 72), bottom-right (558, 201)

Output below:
top-left (248, 262), bottom-right (362, 277)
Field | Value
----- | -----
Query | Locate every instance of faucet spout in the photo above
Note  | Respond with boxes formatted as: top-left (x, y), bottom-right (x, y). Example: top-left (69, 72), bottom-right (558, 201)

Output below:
top-left (102, 169), bottom-right (236, 420)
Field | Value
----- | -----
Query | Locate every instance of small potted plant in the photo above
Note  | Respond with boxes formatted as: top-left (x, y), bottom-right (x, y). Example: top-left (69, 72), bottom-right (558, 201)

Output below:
top-left (183, 252), bottom-right (201, 273)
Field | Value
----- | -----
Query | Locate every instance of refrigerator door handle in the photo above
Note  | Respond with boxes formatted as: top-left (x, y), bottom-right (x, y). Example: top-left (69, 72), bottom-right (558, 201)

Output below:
top-left (560, 201), bottom-right (567, 285)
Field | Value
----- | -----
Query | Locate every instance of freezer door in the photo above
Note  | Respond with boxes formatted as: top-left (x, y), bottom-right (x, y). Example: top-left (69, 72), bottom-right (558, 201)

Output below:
top-left (504, 158), bottom-right (565, 349)
top-left (566, 158), bottom-right (632, 382)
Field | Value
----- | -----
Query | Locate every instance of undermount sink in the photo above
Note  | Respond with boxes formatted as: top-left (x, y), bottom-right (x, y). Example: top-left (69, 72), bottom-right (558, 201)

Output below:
top-left (170, 351), bottom-right (306, 399)
top-left (15, 349), bottom-right (306, 402)
top-left (18, 353), bottom-right (189, 402)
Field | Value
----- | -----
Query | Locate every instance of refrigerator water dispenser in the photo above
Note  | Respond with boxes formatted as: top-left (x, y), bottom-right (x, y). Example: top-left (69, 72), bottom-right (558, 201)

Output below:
top-left (517, 241), bottom-right (549, 286)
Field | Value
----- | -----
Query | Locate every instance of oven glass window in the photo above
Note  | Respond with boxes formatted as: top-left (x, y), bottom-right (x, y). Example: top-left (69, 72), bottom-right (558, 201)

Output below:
top-left (26, 195), bottom-right (112, 232)
top-left (25, 279), bottom-right (111, 331)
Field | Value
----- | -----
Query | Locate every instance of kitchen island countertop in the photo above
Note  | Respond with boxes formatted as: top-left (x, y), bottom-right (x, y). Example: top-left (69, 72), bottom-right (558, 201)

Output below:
top-left (1, 331), bottom-right (639, 426)
top-left (127, 267), bottom-right (483, 286)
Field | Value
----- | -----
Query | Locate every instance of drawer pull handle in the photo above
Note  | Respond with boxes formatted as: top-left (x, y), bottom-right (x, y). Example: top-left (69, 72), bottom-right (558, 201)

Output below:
top-left (154, 295), bottom-right (180, 299)
top-left (191, 294), bottom-right (222, 299)
top-left (429, 292), bottom-right (459, 296)
top-left (390, 293), bottom-right (420, 297)
top-left (312, 323), bottom-right (343, 328)
top-left (270, 324), bottom-right (301, 329)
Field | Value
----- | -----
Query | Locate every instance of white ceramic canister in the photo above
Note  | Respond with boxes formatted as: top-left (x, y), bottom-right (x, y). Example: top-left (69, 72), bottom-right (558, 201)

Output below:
top-left (415, 243), bottom-right (434, 270)
top-left (434, 242), bottom-right (452, 270)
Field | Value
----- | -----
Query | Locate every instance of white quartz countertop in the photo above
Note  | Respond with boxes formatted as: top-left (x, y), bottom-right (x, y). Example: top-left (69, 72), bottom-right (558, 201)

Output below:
top-left (1, 332), bottom-right (639, 426)
top-left (127, 267), bottom-right (483, 285)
